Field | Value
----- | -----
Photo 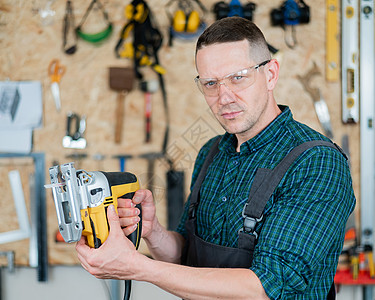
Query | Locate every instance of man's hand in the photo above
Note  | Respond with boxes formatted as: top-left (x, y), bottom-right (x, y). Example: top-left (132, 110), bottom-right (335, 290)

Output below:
top-left (76, 205), bottom-right (140, 280)
top-left (118, 189), bottom-right (157, 239)
top-left (118, 189), bottom-right (185, 264)
top-left (75, 199), bottom-right (268, 300)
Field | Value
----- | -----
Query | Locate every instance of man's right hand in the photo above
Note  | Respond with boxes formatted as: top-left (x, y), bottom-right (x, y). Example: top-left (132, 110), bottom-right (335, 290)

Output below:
top-left (117, 189), bottom-right (156, 239)
top-left (119, 189), bottom-right (185, 264)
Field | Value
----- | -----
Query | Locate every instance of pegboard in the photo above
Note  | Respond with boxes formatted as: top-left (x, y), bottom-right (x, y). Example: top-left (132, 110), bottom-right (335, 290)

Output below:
top-left (0, 0), bottom-right (360, 266)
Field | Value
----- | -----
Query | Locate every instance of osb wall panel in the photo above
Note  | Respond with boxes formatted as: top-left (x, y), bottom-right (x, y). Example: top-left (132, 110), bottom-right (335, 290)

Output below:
top-left (0, 0), bottom-right (360, 265)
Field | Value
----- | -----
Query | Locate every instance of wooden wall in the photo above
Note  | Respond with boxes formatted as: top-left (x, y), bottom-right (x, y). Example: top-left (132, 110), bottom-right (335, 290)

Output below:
top-left (0, 0), bottom-right (360, 265)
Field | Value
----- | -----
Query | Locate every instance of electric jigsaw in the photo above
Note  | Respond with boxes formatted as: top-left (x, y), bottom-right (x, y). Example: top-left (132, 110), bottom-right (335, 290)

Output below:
top-left (45, 162), bottom-right (141, 249)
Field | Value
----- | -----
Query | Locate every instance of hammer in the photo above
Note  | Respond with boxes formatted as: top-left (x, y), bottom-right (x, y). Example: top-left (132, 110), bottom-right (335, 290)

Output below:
top-left (140, 80), bottom-right (159, 143)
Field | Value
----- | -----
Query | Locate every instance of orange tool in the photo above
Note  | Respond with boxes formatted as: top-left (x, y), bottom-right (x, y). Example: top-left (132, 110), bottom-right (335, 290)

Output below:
top-left (48, 59), bottom-right (66, 112)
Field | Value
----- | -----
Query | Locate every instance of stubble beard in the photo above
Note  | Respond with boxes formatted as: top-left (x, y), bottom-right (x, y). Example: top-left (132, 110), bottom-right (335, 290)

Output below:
top-left (213, 95), bottom-right (269, 139)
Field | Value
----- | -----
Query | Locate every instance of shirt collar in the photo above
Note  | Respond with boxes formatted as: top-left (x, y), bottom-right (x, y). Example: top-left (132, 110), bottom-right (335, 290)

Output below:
top-left (219, 105), bottom-right (292, 154)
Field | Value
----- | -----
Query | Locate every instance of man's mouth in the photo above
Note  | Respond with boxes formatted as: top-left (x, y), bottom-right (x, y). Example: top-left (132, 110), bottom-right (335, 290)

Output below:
top-left (221, 111), bottom-right (242, 119)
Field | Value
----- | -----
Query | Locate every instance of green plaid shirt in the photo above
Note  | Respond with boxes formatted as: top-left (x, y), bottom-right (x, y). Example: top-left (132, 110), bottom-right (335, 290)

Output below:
top-left (177, 105), bottom-right (356, 299)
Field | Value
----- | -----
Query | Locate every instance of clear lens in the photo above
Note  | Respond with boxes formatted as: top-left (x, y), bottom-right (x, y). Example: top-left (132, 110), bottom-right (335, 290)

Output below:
top-left (195, 60), bottom-right (270, 97)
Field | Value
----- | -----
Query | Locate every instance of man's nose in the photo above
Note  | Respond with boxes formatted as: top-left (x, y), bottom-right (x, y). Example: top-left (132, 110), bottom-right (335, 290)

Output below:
top-left (218, 82), bottom-right (236, 104)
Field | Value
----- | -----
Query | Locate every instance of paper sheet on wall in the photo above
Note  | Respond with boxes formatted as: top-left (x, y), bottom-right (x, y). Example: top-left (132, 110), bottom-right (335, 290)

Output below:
top-left (0, 81), bottom-right (42, 153)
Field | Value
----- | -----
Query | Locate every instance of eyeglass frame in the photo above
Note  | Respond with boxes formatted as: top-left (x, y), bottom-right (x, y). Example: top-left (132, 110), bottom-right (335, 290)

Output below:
top-left (194, 60), bottom-right (271, 96)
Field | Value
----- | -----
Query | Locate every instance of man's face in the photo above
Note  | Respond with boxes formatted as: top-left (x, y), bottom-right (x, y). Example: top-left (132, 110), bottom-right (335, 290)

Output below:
top-left (196, 40), bottom-right (273, 141)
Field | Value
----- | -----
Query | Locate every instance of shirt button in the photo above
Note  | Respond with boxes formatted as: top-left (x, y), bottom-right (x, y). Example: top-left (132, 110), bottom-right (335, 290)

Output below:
top-left (222, 196), bottom-right (227, 202)
top-left (233, 160), bottom-right (238, 165)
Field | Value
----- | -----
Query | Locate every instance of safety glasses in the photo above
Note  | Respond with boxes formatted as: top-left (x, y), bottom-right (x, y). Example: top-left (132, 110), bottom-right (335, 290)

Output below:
top-left (194, 60), bottom-right (270, 97)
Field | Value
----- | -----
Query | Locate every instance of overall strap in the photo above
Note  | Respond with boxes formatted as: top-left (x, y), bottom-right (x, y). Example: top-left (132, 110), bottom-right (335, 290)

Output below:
top-left (239, 140), bottom-right (345, 247)
top-left (188, 137), bottom-right (221, 219)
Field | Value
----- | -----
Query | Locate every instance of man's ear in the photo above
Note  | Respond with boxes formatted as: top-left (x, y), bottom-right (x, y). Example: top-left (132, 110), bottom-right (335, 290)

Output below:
top-left (265, 59), bottom-right (279, 91)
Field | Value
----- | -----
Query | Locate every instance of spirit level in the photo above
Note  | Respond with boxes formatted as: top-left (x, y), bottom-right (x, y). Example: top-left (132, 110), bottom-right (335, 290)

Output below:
top-left (326, 0), bottom-right (339, 82)
top-left (342, 0), bottom-right (359, 123)
top-left (360, 0), bottom-right (375, 250)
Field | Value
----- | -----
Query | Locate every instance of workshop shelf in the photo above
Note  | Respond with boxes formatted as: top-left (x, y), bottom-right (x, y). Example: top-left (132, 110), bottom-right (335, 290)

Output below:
top-left (335, 269), bottom-right (375, 285)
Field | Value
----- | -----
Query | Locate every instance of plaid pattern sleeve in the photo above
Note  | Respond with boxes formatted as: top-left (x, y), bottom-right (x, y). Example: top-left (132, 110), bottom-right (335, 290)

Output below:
top-left (175, 106), bottom-right (356, 299)
top-left (251, 146), bottom-right (356, 299)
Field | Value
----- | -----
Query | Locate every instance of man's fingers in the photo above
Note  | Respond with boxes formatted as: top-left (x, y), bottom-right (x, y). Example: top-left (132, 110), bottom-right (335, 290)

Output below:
top-left (76, 236), bottom-right (86, 248)
top-left (107, 205), bottom-right (140, 239)
top-left (132, 189), bottom-right (152, 205)
top-left (76, 236), bottom-right (91, 258)
top-left (119, 214), bottom-right (140, 227)
top-left (107, 205), bottom-right (122, 233)
top-left (122, 223), bottom-right (139, 237)
top-left (117, 206), bottom-right (140, 218)
top-left (117, 198), bottom-right (134, 208)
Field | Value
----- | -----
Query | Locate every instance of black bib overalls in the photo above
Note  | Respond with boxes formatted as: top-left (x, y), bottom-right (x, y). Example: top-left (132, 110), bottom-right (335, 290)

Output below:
top-left (182, 139), bottom-right (343, 299)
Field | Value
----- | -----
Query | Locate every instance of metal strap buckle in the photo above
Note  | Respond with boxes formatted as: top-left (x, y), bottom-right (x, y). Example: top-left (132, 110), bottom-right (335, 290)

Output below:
top-left (238, 203), bottom-right (263, 238)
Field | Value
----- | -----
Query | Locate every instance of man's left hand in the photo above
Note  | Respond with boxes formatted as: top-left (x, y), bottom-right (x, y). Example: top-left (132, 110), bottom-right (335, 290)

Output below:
top-left (76, 204), bottom-right (140, 280)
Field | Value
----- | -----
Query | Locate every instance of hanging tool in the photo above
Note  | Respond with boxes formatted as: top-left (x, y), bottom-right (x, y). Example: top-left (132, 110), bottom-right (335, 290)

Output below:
top-left (109, 67), bottom-right (135, 144)
top-left (325, 0), bottom-right (339, 82)
top-left (140, 80), bottom-right (159, 143)
top-left (166, 0), bottom-right (208, 45)
top-left (115, 0), bottom-right (170, 154)
top-left (0, 153), bottom-right (48, 282)
top-left (0, 170), bottom-right (31, 244)
top-left (0, 250), bottom-right (15, 300)
top-left (33, 153), bottom-right (48, 282)
top-left (297, 62), bottom-right (333, 139)
top-left (360, 0), bottom-right (375, 258)
top-left (167, 169), bottom-right (185, 230)
top-left (139, 152), bottom-right (164, 196)
top-left (0, 251), bottom-right (14, 274)
top-left (62, 0), bottom-right (77, 55)
top-left (350, 247), bottom-right (359, 280)
top-left (212, 0), bottom-right (255, 20)
top-left (75, 0), bottom-right (112, 44)
top-left (342, 0), bottom-right (359, 123)
top-left (364, 244), bottom-right (375, 278)
top-left (113, 154), bottom-right (133, 172)
top-left (28, 172), bottom-right (38, 268)
top-left (270, 0), bottom-right (310, 48)
top-left (62, 112), bottom-right (87, 149)
top-left (38, 0), bottom-right (56, 26)
top-left (115, 0), bottom-right (166, 76)
top-left (0, 85), bottom-right (20, 121)
top-left (48, 59), bottom-right (66, 112)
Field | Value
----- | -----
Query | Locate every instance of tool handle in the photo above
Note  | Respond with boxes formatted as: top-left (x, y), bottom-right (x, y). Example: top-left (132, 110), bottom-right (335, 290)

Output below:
top-left (115, 91), bottom-right (126, 144)
top-left (128, 203), bottom-right (142, 249)
top-left (145, 117), bottom-right (151, 143)
top-left (144, 92), bottom-right (152, 143)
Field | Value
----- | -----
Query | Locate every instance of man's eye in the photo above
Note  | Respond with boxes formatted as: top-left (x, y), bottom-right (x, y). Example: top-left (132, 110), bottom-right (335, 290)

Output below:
top-left (230, 74), bottom-right (245, 83)
top-left (204, 81), bottom-right (217, 89)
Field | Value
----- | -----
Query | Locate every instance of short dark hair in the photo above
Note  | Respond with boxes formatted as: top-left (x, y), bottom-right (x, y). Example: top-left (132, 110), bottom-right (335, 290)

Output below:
top-left (196, 17), bottom-right (271, 62)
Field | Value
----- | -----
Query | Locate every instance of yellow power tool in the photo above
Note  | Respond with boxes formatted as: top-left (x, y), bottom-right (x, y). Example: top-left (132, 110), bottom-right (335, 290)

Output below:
top-left (45, 162), bottom-right (141, 249)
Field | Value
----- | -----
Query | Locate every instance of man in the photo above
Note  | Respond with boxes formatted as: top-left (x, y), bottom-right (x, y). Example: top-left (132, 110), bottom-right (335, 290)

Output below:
top-left (76, 17), bottom-right (356, 299)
